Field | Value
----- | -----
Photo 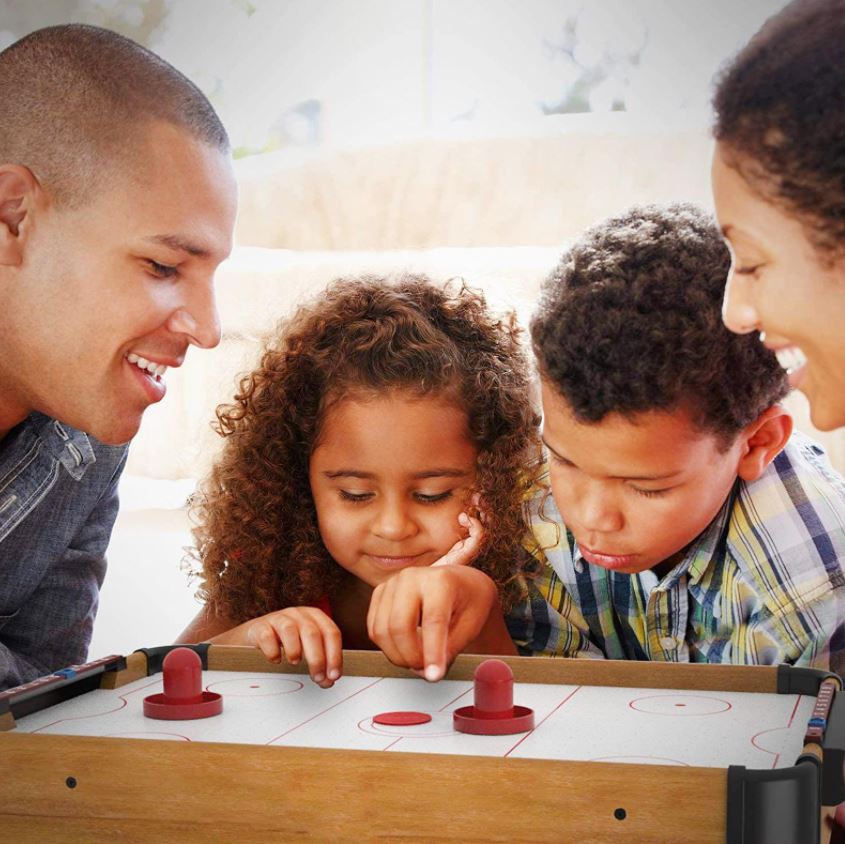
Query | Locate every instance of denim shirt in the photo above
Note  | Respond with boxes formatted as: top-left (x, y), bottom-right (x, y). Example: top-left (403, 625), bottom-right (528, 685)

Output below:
top-left (0, 413), bottom-right (127, 689)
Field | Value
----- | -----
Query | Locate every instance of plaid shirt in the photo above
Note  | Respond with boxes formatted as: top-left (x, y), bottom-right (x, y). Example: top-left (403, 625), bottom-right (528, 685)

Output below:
top-left (507, 433), bottom-right (845, 677)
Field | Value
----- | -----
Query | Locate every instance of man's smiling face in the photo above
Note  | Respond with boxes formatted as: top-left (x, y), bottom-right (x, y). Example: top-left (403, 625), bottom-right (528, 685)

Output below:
top-left (1, 121), bottom-right (237, 443)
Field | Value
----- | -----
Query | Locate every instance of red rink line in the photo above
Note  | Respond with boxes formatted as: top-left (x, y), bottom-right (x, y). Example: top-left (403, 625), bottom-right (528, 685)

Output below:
top-left (265, 676), bottom-right (386, 744)
top-left (30, 678), bottom-right (161, 733)
top-left (750, 693), bottom-right (806, 769)
top-left (504, 685), bottom-right (584, 757)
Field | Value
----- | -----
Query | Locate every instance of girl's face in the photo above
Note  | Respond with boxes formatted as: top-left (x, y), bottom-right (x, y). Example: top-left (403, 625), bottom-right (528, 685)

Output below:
top-left (309, 391), bottom-right (478, 587)
top-left (712, 141), bottom-right (845, 431)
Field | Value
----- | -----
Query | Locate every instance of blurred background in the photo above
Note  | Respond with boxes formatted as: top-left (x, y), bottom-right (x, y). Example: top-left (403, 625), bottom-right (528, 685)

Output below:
top-left (6, 1), bottom-right (815, 656)
top-left (1, 0), bottom-right (788, 152)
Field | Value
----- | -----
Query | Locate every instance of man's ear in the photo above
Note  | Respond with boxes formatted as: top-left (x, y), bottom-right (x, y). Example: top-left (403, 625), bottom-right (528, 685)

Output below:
top-left (736, 405), bottom-right (793, 483)
top-left (0, 164), bottom-right (41, 267)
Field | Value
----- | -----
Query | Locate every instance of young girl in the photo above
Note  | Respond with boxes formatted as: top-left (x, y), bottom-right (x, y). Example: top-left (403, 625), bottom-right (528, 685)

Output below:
top-left (180, 275), bottom-right (543, 685)
top-left (712, 0), bottom-right (845, 431)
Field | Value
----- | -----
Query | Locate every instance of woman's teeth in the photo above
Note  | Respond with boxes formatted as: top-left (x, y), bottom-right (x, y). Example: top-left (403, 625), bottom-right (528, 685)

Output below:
top-left (127, 352), bottom-right (167, 379)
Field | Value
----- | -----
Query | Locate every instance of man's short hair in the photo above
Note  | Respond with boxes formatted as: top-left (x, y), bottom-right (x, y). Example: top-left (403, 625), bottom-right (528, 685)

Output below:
top-left (530, 203), bottom-right (788, 445)
top-left (0, 24), bottom-right (229, 205)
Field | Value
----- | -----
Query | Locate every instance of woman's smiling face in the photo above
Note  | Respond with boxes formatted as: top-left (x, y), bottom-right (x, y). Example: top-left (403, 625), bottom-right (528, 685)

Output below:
top-left (713, 142), bottom-right (845, 431)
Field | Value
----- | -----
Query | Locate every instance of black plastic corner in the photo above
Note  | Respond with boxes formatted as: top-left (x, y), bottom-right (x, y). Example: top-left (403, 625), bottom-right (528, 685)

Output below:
top-left (135, 643), bottom-right (211, 676)
top-left (823, 691), bottom-right (845, 805)
top-left (0, 654), bottom-right (127, 723)
top-left (726, 758), bottom-right (820, 844)
top-left (776, 663), bottom-right (841, 696)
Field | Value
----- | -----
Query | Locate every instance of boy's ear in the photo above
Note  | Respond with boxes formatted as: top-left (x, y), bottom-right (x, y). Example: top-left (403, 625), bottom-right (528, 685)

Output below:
top-left (735, 406), bottom-right (793, 483)
top-left (0, 164), bottom-right (41, 267)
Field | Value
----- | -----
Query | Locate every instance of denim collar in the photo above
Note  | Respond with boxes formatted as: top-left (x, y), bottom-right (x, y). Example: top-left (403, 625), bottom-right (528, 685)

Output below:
top-left (26, 413), bottom-right (97, 482)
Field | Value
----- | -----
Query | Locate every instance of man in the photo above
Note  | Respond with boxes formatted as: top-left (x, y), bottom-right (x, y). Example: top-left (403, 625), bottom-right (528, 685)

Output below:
top-left (0, 25), bottom-right (238, 689)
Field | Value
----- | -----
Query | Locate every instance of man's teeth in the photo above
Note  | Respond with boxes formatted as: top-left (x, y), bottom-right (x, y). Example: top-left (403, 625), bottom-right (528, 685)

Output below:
top-left (775, 346), bottom-right (807, 375)
top-left (126, 352), bottom-right (167, 378)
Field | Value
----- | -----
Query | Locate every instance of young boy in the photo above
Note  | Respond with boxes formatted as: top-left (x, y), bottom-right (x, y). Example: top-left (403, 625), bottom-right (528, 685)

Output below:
top-left (509, 203), bottom-right (845, 676)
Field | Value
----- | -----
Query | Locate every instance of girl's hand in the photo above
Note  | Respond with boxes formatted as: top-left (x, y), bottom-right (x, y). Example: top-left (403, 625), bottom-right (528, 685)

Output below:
top-left (432, 507), bottom-right (484, 568)
top-left (211, 607), bottom-right (342, 688)
top-left (366, 565), bottom-right (503, 682)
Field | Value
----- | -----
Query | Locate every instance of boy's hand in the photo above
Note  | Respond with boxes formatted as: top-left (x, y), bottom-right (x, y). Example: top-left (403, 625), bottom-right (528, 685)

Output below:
top-left (366, 565), bottom-right (499, 682)
top-left (211, 607), bottom-right (342, 688)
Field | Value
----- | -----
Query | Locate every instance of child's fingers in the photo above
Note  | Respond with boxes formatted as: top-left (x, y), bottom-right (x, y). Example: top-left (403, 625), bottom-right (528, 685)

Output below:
top-left (270, 615), bottom-right (303, 665)
top-left (302, 613), bottom-right (343, 687)
top-left (247, 620), bottom-right (284, 664)
top-left (470, 492), bottom-right (489, 525)
top-left (432, 513), bottom-right (484, 567)
top-left (418, 577), bottom-right (453, 682)
top-left (420, 567), bottom-right (498, 679)
top-left (368, 576), bottom-right (425, 671)
top-left (384, 584), bottom-right (426, 670)
top-left (296, 618), bottom-right (331, 686)
top-left (277, 608), bottom-right (343, 687)
top-left (321, 618), bottom-right (344, 683)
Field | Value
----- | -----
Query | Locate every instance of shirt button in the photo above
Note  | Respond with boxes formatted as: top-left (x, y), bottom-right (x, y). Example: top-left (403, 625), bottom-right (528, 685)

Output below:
top-left (659, 635), bottom-right (677, 650)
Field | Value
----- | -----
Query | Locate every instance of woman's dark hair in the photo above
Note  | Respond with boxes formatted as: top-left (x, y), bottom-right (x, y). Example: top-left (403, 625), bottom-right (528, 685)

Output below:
top-left (192, 275), bottom-right (542, 621)
top-left (713, 0), bottom-right (845, 259)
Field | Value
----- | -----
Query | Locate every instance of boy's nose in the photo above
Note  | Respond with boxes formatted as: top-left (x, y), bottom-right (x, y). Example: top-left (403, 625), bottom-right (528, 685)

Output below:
top-left (722, 271), bottom-right (759, 335)
top-left (576, 484), bottom-right (624, 535)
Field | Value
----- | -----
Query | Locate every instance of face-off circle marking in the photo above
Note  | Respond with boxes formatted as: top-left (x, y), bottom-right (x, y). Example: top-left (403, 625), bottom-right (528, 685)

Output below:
top-left (358, 713), bottom-right (454, 738)
top-left (206, 677), bottom-right (304, 697)
top-left (629, 694), bottom-right (731, 716)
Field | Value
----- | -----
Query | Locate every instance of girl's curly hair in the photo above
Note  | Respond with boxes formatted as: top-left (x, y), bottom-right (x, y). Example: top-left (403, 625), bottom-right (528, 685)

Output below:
top-left (191, 274), bottom-right (543, 622)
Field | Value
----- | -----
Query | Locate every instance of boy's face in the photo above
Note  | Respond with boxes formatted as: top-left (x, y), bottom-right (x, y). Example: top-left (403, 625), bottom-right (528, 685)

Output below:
top-left (540, 379), bottom-right (743, 576)
top-left (309, 392), bottom-right (478, 588)
top-left (1, 121), bottom-right (237, 444)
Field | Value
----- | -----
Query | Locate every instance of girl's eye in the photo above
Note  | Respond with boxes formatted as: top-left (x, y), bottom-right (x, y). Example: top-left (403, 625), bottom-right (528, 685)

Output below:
top-left (146, 259), bottom-right (178, 279)
top-left (339, 490), bottom-right (373, 503)
top-left (631, 486), bottom-right (669, 499)
top-left (414, 491), bottom-right (453, 504)
top-left (734, 263), bottom-right (763, 276)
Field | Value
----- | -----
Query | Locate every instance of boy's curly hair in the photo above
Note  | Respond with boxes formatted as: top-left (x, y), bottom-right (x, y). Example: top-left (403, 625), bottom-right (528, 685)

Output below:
top-left (530, 203), bottom-right (788, 444)
top-left (192, 275), bottom-right (542, 621)
top-left (713, 0), bottom-right (845, 261)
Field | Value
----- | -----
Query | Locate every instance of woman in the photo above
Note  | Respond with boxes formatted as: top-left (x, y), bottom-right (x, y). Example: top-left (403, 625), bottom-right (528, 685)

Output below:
top-left (711, 0), bottom-right (845, 431)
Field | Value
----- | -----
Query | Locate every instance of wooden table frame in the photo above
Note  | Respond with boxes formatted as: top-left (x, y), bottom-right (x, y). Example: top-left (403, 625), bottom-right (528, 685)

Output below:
top-left (1, 646), bottom-right (841, 843)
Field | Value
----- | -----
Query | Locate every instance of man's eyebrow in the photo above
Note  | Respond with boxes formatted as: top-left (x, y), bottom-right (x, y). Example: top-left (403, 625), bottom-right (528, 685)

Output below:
top-left (144, 234), bottom-right (211, 258)
top-left (541, 438), bottom-right (682, 482)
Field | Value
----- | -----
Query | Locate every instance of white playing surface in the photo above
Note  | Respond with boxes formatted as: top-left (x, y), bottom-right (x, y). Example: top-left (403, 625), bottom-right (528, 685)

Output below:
top-left (14, 671), bottom-right (814, 769)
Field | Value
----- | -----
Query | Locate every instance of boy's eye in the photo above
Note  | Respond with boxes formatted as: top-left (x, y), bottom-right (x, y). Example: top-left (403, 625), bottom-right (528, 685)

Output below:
top-left (339, 490), bottom-right (373, 503)
top-left (146, 259), bottom-right (178, 279)
top-left (414, 491), bottom-right (453, 504)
